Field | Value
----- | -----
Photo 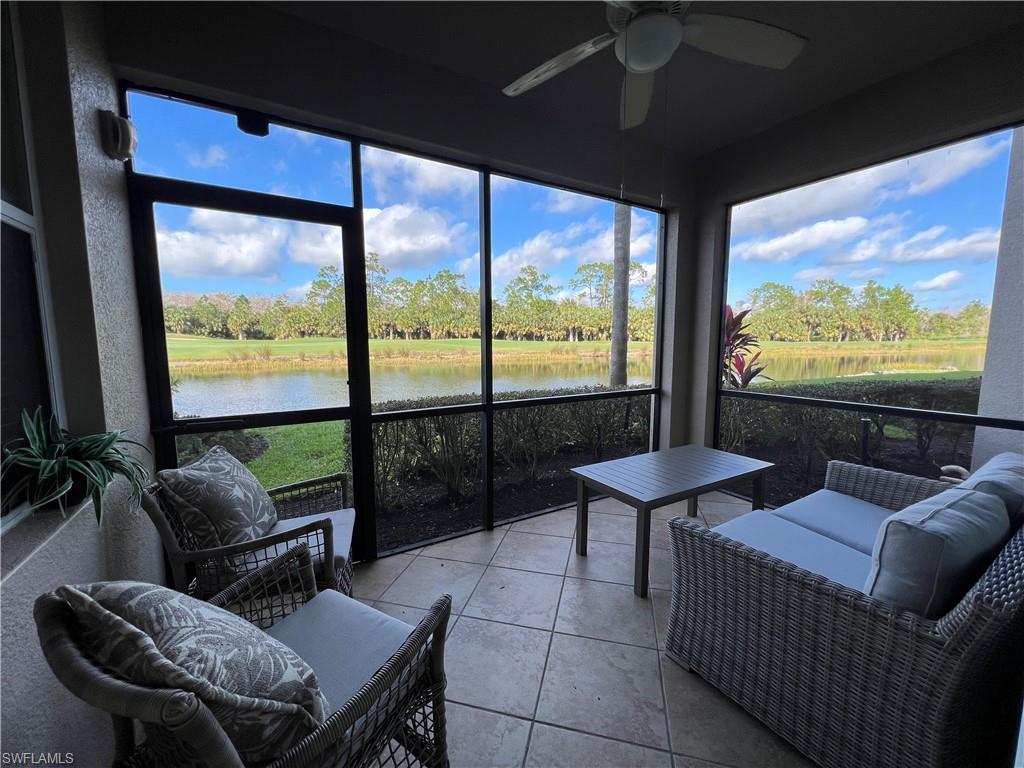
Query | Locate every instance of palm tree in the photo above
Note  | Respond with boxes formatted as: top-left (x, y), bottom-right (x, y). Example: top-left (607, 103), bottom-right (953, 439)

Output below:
top-left (609, 203), bottom-right (631, 387)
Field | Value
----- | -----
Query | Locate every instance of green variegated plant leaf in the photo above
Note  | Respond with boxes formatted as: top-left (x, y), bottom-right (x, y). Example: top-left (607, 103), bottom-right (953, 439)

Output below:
top-left (1, 407), bottom-right (150, 523)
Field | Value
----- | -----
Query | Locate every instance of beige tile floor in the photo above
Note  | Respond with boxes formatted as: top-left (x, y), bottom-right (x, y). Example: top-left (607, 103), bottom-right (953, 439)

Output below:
top-left (353, 493), bottom-right (815, 768)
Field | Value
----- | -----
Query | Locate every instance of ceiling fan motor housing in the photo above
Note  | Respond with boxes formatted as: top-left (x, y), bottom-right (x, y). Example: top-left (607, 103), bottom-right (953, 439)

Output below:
top-left (614, 12), bottom-right (684, 73)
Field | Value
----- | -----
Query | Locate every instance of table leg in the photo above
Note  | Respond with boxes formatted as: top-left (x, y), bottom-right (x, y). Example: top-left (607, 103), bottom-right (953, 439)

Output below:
top-left (753, 473), bottom-right (766, 511)
top-left (686, 497), bottom-right (698, 518)
top-left (576, 479), bottom-right (588, 556)
top-left (634, 506), bottom-right (651, 598)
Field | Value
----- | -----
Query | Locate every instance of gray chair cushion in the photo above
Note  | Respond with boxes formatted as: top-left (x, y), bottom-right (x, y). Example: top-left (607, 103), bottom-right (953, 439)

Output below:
top-left (270, 508), bottom-right (355, 576)
top-left (772, 489), bottom-right (892, 554)
top-left (864, 487), bottom-right (1010, 618)
top-left (266, 590), bottom-right (413, 711)
top-left (713, 511), bottom-right (871, 590)
top-left (157, 446), bottom-right (277, 549)
top-left (57, 581), bottom-right (327, 763)
top-left (959, 452), bottom-right (1024, 527)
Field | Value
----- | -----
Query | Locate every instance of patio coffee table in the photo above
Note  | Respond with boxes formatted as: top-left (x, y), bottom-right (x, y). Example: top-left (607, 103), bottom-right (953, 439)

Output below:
top-left (571, 444), bottom-right (774, 597)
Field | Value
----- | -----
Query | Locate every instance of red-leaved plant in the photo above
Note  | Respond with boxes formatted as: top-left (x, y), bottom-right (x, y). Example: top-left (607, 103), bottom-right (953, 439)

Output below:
top-left (723, 305), bottom-right (770, 388)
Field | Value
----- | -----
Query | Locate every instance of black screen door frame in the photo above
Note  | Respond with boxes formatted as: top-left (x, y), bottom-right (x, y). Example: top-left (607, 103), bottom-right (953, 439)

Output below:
top-left (127, 171), bottom-right (378, 559)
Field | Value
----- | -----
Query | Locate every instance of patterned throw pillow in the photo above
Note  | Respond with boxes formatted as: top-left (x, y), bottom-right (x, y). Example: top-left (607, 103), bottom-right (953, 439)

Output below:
top-left (157, 446), bottom-right (277, 549)
top-left (58, 581), bottom-right (329, 763)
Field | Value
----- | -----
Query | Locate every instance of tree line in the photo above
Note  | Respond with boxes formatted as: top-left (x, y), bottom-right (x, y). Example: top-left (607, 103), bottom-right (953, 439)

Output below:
top-left (742, 280), bottom-right (989, 342)
top-left (163, 254), bottom-right (658, 343)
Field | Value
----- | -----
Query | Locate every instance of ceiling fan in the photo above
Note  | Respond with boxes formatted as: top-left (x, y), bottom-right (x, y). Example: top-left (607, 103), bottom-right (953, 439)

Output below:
top-left (502, 1), bottom-right (807, 130)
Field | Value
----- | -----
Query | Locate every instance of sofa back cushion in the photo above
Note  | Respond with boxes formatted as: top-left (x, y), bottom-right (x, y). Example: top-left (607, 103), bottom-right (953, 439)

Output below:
top-left (58, 581), bottom-right (328, 763)
top-left (958, 452), bottom-right (1024, 528)
top-left (864, 488), bottom-right (1009, 618)
top-left (157, 445), bottom-right (277, 549)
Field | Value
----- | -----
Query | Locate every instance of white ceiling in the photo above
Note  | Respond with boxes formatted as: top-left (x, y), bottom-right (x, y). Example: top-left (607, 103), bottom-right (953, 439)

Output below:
top-left (276, 1), bottom-right (1024, 157)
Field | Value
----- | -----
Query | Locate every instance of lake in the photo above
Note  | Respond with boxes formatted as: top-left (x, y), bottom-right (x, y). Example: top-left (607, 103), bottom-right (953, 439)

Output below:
top-left (171, 346), bottom-right (986, 418)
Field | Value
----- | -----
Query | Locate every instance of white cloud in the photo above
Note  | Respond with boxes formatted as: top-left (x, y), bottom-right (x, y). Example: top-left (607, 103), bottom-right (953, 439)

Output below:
top-left (882, 228), bottom-right (1000, 263)
top-left (731, 134), bottom-right (1010, 236)
top-left (492, 228), bottom-right (580, 286)
top-left (363, 204), bottom-right (471, 269)
top-left (823, 215), bottom-right (904, 264)
top-left (156, 209), bottom-right (286, 278)
top-left (732, 217), bottom-right (869, 262)
top-left (289, 223), bottom-right (345, 267)
top-left (794, 266), bottom-right (839, 282)
top-left (362, 147), bottom-right (477, 203)
top-left (631, 261), bottom-right (657, 286)
top-left (285, 281), bottom-right (313, 302)
top-left (187, 144), bottom-right (228, 168)
top-left (542, 188), bottom-right (600, 214)
top-left (913, 270), bottom-right (966, 291)
top-left (846, 266), bottom-right (886, 280)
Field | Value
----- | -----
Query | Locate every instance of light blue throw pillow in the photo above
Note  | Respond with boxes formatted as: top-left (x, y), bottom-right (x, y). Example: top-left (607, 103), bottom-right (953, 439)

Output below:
top-left (958, 452), bottom-right (1024, 527)
top-left (864, 487), bottom-right (1009, 618)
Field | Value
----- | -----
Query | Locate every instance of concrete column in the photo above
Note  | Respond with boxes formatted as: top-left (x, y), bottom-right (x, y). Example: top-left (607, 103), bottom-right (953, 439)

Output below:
top-left (973, 127), bottom-right (1024, 467)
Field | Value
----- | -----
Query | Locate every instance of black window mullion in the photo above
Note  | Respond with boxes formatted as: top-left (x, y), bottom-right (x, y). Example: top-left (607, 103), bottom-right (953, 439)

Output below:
top-left (345, 142), bottom-right (377, 561)
top-left (480, 171), bottom-right (494, 529)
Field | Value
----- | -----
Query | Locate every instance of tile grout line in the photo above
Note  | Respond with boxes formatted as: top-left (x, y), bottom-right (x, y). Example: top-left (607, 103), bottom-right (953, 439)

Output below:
top-left (519, 550), bottom-right (569, 768)
top-left (448, 700), bottom-right (683, 760)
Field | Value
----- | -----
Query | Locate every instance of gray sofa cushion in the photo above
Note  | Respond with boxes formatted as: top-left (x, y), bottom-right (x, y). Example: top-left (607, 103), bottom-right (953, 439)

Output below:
top-left (772, 489), bottom-right (892, 554)
top-left (864, 487), bottom-right (1010, 618)
top-left (266, 589), bottom-right (413, 711)
top-left (270, 508), bottom-right (355, 576)
top-left (713, 511), bottom-right (872, 590)
top-left (157, 446), bottom-right (277, 549)
top-left (958, 452), bottom-right (1024, 527)
top-left (58, 581), bottom-right (327, 763)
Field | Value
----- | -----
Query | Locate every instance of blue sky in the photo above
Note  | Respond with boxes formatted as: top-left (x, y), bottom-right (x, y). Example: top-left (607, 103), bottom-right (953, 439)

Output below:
top-left (129, 92), bottom-right (660, 305)
top-left (726, 129), bottom-right (1013, 313)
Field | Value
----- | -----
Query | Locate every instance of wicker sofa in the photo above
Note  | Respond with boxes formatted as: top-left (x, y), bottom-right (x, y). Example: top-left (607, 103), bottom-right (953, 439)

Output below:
top-left (666, 459), bottom-right (1024, 768)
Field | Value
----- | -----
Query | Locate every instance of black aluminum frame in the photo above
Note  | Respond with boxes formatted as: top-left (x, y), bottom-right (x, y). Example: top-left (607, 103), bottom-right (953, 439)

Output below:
top-left (712, 125), bottom-right (1024, 469)
top-left (122, 84), bottom-right (666, 561)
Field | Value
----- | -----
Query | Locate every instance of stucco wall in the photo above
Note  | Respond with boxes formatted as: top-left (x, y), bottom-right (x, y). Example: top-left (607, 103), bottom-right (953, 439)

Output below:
top-left (973, 127), bottom-right (1024, 467)
top-left (0, 3), bottom-right (158, 761)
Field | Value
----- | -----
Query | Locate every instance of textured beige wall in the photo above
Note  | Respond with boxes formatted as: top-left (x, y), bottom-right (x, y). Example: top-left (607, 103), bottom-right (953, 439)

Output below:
top-left (974, 127), bottom-right (1024, 467)
top-left (1, 3), bottom-right (157, 761)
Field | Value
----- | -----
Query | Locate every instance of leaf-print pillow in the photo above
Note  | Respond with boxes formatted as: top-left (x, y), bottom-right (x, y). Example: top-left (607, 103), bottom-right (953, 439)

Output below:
top-left (157, 446), bottom-right (277, 549)
top-left (58, 581), bottom-right (329, 763)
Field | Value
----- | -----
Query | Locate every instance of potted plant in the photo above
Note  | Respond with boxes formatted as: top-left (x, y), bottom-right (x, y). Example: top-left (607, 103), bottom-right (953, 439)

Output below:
top-left (1, 407), bottom-right (149, 523)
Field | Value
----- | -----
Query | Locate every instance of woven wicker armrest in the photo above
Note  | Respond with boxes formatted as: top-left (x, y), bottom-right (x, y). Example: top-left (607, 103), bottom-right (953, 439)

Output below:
top-left (268, 473), bottom-right (351, 521)
top-left (208, 545), bottom-right (319, 629)
top-left (273, 594), bottom-right (453, 768)
top-left (824, 460), bottom-right (953, 511)
top-left (176, 517), bottom-right (337, 598)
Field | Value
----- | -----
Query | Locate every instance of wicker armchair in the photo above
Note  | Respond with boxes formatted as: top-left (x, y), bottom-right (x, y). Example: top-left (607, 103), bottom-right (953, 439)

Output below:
top-left (666, 461), bottom-right (1024, 768)
top-left (34, 545), bottom-right (452, 768)
top-left (142, 473), bottom-right (355, 598)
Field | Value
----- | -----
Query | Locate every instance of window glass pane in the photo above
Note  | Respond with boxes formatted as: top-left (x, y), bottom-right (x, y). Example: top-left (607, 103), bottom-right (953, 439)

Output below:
top-left (156, 204), bottom-right (349, 418)
top-left (490, 177), bottom-right (659, 400)
top-left (175, 420), bottom-right (351, 492)
top-left (2, 5), bottom-right (32, 213)
top-left (493, 394), bottom-right (651, 522)
top-left (360, 146), bottom-right (481, 411)
top-left (373, 413), bottom-right (482, 551)
top-left (1, 223), bottom-right (51, 447)
top-left (128, 91), bottom-right (353, 206)
top-left (724, 128), bottom-right (1014, 416)
top-left (719, 398), bottom-right (974, 507)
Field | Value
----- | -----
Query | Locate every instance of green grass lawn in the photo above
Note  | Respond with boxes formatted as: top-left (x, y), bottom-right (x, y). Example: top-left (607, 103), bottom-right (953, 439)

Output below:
top-left (245, 422), bottom-right (350, 489)
top-left (164, 334), bottom-right (653, 362)
top-left (760, 338), bottom-right (986, 354)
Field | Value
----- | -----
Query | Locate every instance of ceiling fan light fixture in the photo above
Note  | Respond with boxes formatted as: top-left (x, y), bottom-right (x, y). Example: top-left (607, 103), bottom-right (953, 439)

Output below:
top-left (614, 13), bottom-right (683, 73)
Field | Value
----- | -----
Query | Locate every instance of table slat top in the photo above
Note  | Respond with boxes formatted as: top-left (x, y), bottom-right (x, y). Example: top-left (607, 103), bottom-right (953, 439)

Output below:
top-left (571, 445), bottom-right (773, 505)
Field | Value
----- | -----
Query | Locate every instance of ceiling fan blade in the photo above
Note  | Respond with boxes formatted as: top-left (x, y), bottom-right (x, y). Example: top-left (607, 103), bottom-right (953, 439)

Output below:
top-left (503, 32), bottom-right (618, 96)
top-left (680, 14), bottom-right (806, 69)
top-left (620, 70), bottom-right (655, 130)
